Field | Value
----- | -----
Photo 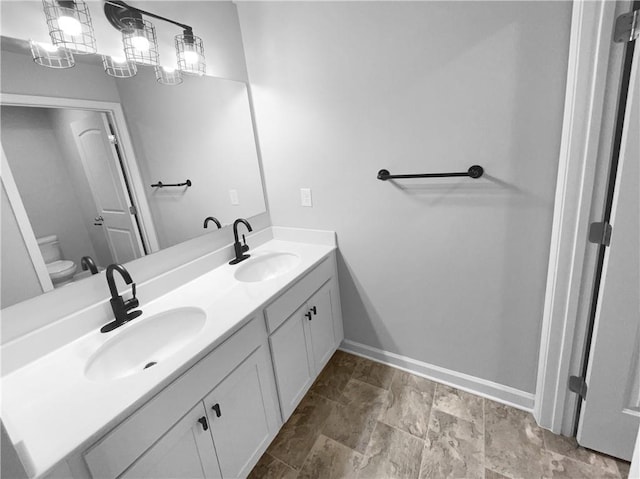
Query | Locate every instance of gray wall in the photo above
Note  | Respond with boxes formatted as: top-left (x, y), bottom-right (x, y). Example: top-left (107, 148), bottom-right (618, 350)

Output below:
top-left (238, 1), bottom-right (572, 393)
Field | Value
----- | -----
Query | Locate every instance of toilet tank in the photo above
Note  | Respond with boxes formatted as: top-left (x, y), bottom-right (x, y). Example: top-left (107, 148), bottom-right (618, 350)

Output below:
top-left (37, 235), bottom-right (62, 264)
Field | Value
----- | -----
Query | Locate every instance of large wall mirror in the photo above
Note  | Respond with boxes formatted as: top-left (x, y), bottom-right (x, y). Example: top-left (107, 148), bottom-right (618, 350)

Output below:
top-left (0, 37), bottom-right (266, 309)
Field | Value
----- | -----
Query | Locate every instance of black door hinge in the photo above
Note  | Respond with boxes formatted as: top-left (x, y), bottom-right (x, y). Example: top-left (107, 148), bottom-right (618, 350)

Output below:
top-left (614, 9), bottom-right (639, 43)
top-left (569, 375), bottom-right (588, 399)
top-left (588, 221), bottom-right (612, 246)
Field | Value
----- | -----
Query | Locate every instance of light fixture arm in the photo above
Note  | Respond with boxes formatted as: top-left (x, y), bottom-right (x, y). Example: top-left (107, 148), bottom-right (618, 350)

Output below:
top-left (104, 0), bottom-right (193, 34)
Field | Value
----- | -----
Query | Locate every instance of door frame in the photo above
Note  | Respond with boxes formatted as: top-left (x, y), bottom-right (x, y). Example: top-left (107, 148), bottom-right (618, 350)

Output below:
top-left (0, 93), bottom-right (160, 262)
top-left (534, 0), bottom-right (631, 435)
top-left (1, 147), bottom-right (54, 293)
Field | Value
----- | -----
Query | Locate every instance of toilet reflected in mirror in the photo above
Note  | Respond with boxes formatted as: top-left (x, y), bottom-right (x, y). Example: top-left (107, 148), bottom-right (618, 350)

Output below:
top-left (36, 235), bottom-right (77, 288)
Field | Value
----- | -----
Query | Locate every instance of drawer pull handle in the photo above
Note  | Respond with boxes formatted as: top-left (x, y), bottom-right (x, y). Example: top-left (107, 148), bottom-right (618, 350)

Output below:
top-left (305, 312), bottom-right (312, 321)
top-left (198, 416), bottom-right (209, 431)
top-left (310, 306), bottom-right (317, 315)
top-left (212, 403), bottom-right (222, 417)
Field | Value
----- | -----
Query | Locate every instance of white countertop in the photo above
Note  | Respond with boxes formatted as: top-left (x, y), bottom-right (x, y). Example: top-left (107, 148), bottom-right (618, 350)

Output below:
top-left (1, 237), bottom-right (335, 478)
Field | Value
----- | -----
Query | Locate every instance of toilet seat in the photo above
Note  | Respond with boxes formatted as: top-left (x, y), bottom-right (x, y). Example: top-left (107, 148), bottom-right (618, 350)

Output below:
top-left (46, 260), bottom-right (77, 281)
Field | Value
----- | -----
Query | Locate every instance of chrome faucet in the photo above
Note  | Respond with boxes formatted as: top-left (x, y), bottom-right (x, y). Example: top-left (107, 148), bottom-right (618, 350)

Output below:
top-left (230, 218), bottom-right (253, 265)
top-left (80, 255), bottom-right (99, 275)
top-left (101, 264), bottom-right (142, 333)
top-left (203, 216), bottom-right (222, 229)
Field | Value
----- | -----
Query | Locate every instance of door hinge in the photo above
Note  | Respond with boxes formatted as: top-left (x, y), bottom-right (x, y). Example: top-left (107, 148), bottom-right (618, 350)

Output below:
top-left (569, 375), bottom-right (588, 399)
top-left (129, 205), bottom-right (137, 215)
top-left (588, 221), bottom-right (612, 246)
top-left (108, 134), bottom-right (118, 145)
top-left (614, 9), bottom-right (639, 43)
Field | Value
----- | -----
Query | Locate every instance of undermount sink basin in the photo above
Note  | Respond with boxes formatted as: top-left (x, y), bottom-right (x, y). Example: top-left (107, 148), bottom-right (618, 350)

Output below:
top-left (85, 307), bottom-right (206, 381)
top-left (234, 252), bottom-right (300, 283)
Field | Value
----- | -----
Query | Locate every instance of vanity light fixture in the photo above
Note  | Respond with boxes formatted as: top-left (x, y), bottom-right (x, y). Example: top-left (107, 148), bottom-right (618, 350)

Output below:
top-left (175, 32), bottom-right (206, 76)
top-left (121, 17), bottom-right (160, 66)
top-left (155, 65), bottom-right (183, 86)
top-left (42, 0), bottom-right (97, 54)
top-left (29, 40), bottom-right (75, 69)
top-left (102, 55), bottom-right (137, 78)
top-left (104, 0), bottom-right (206, 75)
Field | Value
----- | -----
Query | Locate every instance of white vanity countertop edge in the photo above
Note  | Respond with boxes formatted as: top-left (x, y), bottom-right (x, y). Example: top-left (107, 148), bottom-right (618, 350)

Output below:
top-left (1, 238), bottom-right (335, 479)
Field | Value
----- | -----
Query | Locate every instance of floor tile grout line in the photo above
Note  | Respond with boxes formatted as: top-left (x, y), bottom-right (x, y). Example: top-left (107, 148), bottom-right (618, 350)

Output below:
top-left (268, 391), bottom-right (340, 472)
top-left (417, 380), bottom-right (438, 478)
top-left (482, 396), bottom-right (486, 479)
top-left (267, 452), bottom-right (298, 474)
top-left (294, 392), bottom-right (349, 473)
top-left (375, 416), bottom-right (427, 444)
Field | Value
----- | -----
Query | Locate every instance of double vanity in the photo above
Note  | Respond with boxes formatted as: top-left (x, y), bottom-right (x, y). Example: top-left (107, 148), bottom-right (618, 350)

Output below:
top-left (1, 228), bottom-right (344, 479)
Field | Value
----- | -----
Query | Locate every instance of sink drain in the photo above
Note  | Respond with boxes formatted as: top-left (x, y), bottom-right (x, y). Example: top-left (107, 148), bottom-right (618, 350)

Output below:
top-left (143, 361), bottom-right (157, 370)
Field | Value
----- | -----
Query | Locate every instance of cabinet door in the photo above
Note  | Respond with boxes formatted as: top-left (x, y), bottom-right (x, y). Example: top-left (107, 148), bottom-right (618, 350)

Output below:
top-left (270, 304), bottom-right (315, 420)
top-left (203, 347), bottom-right (279, 479)
top-left (121, 404), bottom-right (221, 479)
top-left (307, 282), bottom-right (336, 371)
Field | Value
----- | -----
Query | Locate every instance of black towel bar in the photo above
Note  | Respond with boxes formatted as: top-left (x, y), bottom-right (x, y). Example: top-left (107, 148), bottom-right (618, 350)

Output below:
top-left (377, 165), bottom-right (484, 180)
top-left (151, 179), bottom-right (192, 188)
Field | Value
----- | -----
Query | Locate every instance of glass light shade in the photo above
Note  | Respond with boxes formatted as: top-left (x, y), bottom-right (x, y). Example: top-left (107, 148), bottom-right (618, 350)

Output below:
top-left (175, 33), bottom-right (205, 76)
top-left (122, 18), bottom-right (159, 66)
top-left (42, 0), bottom-right (96, 54)
top-left (102, 55), bottom-right (137, 78)
top-left (30, 40), bottom-right (75, 68)
top-left (155, 66), bottom-right (183, 86)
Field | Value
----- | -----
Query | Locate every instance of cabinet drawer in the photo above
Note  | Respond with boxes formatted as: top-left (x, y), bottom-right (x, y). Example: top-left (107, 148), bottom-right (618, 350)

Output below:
top-left (83, 318), bottom-right (264, 479)
top-left (264, 256), bottom-right (332, 333)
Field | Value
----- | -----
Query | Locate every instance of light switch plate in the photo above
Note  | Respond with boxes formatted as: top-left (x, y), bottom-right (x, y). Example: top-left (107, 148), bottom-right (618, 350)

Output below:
top-left (300, 188), bottom-right (312, 207)
top-left (229, 189), bottom-right (239, 205)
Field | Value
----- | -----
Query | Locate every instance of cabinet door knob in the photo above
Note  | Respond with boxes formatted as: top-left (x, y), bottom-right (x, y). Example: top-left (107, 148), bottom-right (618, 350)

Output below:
top-left (310, 306), bottom-right (317, 315)
top-left (198, 416), bottom-right (209, 431)
top-left (212, 403), bottom-right (222, 418)
top-left (305, 312), bottom-right (312, 321)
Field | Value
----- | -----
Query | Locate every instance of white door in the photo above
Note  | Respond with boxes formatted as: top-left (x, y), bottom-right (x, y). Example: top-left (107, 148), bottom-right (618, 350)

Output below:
top-left (121, 404), bottom-right (222, 479)
top-left (307, 282), bottom-right (336, 370)
top-left (577, 43), bottom-right (640, 460)
top-left (70, 114), bottom-right (143, 264)
top-left (204, 347), bottom-right (280, 478)
top-left (269, 304), bottom-right (315, 420)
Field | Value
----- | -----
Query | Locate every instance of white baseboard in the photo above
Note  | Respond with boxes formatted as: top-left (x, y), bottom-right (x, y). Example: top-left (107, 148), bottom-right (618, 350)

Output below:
top-left (340, 339), bottom-right (535, 413)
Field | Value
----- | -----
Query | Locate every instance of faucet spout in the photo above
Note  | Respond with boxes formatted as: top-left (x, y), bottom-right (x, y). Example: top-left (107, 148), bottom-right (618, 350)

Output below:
top-left (106, 264), bottom-right (132, 298)
top-left (203, 216), bottom-right (222, 229)
top-left (81, 256), bottom-right (99, 275)
top-left (230, 218), bottom-right (253, 265)
top-left (101, 264), bottom-right (142, 333)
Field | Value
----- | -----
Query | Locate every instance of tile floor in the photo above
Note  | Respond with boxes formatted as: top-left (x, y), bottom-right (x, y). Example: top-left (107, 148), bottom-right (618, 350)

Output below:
top-left (249, 351), bottom-right (631, 479)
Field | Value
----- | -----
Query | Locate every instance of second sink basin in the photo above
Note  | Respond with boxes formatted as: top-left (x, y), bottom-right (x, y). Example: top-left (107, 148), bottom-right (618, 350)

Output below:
top-left (234, 252), bottom-right (300, 283)
top-left (85, 307), bottom-right (206, 381)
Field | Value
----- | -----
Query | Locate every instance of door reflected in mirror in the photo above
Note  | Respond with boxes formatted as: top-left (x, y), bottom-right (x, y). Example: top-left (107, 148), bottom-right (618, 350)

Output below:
top-left (2, 106), bottom-right (145, 287)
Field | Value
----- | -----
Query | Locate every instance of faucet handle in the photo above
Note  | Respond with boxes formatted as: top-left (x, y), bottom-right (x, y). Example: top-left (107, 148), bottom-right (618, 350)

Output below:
top-left (125, 297), bottom-right (140, 310)
top-left (241, 234), bottom-right (249, 253)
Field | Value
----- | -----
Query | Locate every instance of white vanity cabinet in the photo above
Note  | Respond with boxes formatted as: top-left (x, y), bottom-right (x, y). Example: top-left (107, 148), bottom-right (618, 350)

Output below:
top-left (120, 404), bottom-right (222, 479)
top-left (202, 348), bottom-right (279, 479)
top-left (266, 255), bottom-right (343, 420)
top-left (14, 242), bottom-right (344, 479)
top-left (82, 318), bottom-right (281, 479)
